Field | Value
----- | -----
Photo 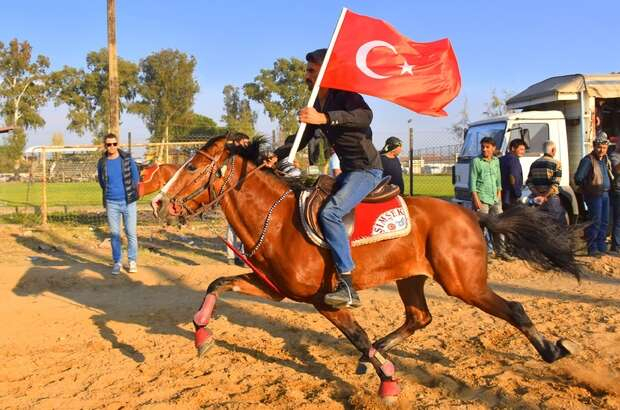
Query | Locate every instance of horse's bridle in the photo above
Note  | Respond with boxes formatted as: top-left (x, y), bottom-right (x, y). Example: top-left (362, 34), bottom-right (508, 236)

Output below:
top-left (168, 146), bottom-right (267, 218)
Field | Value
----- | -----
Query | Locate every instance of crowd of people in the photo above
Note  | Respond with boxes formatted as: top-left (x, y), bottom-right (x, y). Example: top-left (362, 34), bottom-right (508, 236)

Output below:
top-left (470, 134), bottom-right (620, 258)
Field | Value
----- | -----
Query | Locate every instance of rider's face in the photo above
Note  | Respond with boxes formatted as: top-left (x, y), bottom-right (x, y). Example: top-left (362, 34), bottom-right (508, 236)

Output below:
top-left (305, 61), bottom-right (321, 90)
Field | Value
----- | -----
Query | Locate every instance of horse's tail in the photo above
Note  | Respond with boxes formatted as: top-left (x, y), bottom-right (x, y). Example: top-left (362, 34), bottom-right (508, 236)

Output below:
top-left (478, 205), bottom-right (583, 281)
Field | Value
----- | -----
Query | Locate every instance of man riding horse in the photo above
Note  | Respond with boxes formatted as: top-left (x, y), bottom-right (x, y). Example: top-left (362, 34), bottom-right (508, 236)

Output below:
top-left (276, 48), bottom-right (383, 308)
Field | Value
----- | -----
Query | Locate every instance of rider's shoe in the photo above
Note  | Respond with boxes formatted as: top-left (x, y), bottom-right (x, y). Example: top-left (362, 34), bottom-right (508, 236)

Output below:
top-left (324, 274), bottom-right (361, 308)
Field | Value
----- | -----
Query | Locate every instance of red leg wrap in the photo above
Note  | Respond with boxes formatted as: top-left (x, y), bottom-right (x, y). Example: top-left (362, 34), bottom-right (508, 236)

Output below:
top-left (380, 361), bottom-right (395, 378)
top-left (193, 293), bottom-right (217, 327)
top-left (379, 379), bottom-right (401, 398)
top-left (194, 326), bottom-right (213, 354)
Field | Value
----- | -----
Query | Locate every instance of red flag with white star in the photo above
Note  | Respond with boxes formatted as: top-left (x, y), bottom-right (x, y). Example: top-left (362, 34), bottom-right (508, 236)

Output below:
top-left (320, 10), bottom-right (461, 116)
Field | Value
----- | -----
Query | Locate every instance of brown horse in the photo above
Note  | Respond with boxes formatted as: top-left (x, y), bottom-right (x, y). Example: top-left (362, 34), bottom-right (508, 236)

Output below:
top-left (139, 163), bottom-right (179, 197)
top-left (154, 135), bottom-right (581, 402)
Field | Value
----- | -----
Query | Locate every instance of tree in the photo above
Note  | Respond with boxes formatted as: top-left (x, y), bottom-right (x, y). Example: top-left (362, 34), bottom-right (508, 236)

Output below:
top-left (243, 57), bottom-right (308, 139)
top-left (51, 131), bottom-right (64, 146)
top-left (49, 49), bottom-right (139, 142)
top-left (483, 89), bottom-right (512, 118)
top-left (0, 39), bottom-right (51, 167)
top-left (221, 85), bottom-right (256, 137)
top-left (179, 112), bottom-right (225, 138)
top-left (130, 49), bottom-right (199, 153)
top-left (449, 97), bottom-right (469, 144)
top-left (51, 132), bottom-right (64, 160)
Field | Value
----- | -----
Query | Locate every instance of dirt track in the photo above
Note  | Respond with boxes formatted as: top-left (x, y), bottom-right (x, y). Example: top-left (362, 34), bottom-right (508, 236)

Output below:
top-left (0, 224), bottom-right (619, 409)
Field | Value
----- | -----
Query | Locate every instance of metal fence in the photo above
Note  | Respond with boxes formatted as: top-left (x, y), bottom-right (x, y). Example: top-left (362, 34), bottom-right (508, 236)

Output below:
top-left (406, 143), bottom-right (461, 197)
top-left (0, 139), bottom-right (461, 225)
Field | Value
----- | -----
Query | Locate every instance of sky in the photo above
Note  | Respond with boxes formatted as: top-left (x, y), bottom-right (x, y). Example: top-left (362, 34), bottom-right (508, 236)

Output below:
top-left (2, 0), bottom-right (620, 151)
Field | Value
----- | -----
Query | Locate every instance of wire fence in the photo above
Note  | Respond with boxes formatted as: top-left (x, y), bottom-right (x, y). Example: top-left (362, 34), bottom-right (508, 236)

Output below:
top-left (405, 143), bottom-right (461, 197)
top-left (0, 138), bottom-right (461, 226)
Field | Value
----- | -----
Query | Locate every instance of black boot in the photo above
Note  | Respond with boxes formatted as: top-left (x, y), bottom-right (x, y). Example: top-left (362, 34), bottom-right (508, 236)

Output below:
top-left (324, 274), bottom-right (361, 308)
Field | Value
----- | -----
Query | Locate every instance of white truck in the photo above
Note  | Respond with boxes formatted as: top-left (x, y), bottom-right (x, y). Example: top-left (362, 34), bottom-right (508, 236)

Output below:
top-left (452, 74), bottom-right (620, 223)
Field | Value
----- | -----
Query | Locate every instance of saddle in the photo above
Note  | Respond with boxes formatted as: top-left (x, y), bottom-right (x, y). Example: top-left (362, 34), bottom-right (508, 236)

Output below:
top-left (299, 175), bottom-right (410, 248)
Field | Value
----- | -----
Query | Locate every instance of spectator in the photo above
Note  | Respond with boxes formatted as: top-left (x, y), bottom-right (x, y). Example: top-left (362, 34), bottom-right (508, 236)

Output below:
top-left (97, 133), bottom-right (140, 275)
top-left (380, 136), bottom-right (405, 194)
top-left (609, 140), bottom-right (620, 256)
top-left (500, 139), bottom-right (526, 209)
top-left (526, 141), bottom-right (565, 224)
top-left (574, 136), bottom-right (613, 257)
top-left (470, 136), bottom-right (503, 255)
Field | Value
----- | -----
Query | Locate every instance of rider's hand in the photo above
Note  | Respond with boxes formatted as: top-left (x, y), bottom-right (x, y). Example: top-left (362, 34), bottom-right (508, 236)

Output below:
top-left (298, 107), bottom-right (328, 125)
top-left (277, 160), bottom-right (302, 178)
top-left (263, 154), bottom-right (277, 169)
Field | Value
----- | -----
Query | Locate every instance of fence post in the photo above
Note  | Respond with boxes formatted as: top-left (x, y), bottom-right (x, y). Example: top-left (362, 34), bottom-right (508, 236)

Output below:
top-left (408, 125), bottom-right (413, 196)
top-left (41, 147), bottom-right (48, 225)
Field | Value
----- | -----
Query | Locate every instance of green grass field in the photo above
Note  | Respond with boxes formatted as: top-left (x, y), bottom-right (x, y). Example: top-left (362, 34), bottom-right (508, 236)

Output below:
top-left (0, 182), bottom-right (157, 207)
top-left (403, 174), bottom-right (454, 198)
top-left (0, 174), bottom-right (454, 208)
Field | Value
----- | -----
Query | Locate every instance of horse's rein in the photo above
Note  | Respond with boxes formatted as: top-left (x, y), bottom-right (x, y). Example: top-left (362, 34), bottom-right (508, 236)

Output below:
top-left (190, 160), bottom-right (269, 217)
top-left (174, 148), bottom-right (269, 219)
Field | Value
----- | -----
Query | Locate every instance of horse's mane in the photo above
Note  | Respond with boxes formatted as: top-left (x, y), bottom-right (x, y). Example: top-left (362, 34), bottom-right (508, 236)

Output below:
top-left (201, 133), bottom-right (310, 193)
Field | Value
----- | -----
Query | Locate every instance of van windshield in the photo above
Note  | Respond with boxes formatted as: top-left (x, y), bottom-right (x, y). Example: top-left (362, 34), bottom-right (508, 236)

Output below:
top-left (460, 122), bottom-right (506, 158)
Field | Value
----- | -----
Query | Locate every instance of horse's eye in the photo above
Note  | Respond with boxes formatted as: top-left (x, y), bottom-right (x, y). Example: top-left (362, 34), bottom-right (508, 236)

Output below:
top-left (187, 163), bottom-right (197, 172)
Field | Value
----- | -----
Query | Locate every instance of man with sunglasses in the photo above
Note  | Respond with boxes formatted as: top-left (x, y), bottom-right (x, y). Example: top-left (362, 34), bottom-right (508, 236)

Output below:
top-left (97, 133), bottom-right (140, 275)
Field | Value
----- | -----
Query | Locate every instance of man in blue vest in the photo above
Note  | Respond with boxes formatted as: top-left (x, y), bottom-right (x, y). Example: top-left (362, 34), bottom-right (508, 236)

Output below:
top-left (97, 133), bottom-right (140, 275)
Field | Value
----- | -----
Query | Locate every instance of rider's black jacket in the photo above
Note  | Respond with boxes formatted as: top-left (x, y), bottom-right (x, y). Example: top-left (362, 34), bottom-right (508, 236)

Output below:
top-left (275, 89), bottom-right (382, 172)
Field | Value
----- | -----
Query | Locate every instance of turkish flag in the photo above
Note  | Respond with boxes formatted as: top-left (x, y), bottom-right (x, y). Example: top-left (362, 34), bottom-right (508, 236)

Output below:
top-left (321, 10), bottom-right (461, 116)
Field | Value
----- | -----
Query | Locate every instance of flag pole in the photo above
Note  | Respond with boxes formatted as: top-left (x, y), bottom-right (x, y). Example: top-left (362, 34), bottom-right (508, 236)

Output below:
top-left (287, 7), bottom-right (348, 163)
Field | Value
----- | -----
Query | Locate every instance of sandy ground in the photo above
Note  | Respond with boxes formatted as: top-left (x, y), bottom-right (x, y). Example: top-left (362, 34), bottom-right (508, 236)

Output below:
top-left (0, 223), bottom-right (619, 409)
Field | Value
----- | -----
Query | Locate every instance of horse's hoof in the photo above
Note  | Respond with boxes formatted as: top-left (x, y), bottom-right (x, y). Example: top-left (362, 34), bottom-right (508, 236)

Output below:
top-left (558, 338), bottom-right (580, 356)
top-left (379, 379), bottom-right (401, 403)
top-left (195, 327), bottom-right (214, 357)
top-left (355, 360), bottom-right (372, 375)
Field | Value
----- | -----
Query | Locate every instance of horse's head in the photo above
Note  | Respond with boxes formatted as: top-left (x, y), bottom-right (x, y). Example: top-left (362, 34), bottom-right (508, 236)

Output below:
top-left (139, 162), bottom-right (159, 183)
top-left (152, 133), bottom-right (249, 222)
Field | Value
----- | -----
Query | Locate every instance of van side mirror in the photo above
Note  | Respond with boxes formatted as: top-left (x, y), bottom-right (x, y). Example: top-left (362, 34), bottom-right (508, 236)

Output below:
top-left (520, 128), bottom-right (531, 145)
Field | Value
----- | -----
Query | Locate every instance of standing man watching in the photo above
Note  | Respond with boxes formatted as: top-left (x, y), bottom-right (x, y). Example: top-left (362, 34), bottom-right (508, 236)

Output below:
top-left (608, 140), bottom-right (620, 256)
top-left (499, 139), bottom-right (526, 209)
top-left (97, 133), bottom-right (140, 275)
top-left (380, 136), bottom-right (405, 194)
top-left (526, 141), bottom-right (565, 223)
top-left (276, 48), bottom-right (383, 308)
top-left (574, 136), bottom-right (613, 257)
top-left (470, 137), bottom-right (503, 255)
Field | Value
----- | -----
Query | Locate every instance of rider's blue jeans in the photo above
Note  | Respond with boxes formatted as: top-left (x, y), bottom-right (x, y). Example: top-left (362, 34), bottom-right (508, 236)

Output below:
top-left (319, 169), bottom-right (383, 274)
top-left (106, 199), bottom-right (138, 264)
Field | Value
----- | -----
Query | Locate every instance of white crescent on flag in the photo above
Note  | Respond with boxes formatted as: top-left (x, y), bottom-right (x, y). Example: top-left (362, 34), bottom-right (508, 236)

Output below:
top-left (355, 40), bottom-right (397, 79)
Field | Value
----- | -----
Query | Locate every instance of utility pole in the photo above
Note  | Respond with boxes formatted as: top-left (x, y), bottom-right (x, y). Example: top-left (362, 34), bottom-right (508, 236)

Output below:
top-left (107, 0), bottom-right (120, 139)
top-left (408, 119), bottom-right (413, 196)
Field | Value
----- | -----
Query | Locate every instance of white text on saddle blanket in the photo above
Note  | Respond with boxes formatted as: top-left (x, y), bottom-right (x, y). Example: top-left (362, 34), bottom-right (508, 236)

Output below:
top-left (372, 208), bottom-right (408, 235)
top-left (299, 193), bottom-right (411, 248)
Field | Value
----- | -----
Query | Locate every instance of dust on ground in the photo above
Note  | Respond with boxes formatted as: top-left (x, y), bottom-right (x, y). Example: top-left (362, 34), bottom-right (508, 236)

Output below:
top-left (0, 223), bottom-right (618, 409)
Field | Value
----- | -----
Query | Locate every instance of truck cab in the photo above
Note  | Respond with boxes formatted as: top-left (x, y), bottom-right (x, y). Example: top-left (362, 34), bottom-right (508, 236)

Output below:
top-left (452, 111), bottom-right (578, 222)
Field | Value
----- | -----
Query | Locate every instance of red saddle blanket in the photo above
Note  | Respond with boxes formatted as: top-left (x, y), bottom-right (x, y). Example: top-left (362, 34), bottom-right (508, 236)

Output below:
top-left (298, 192), bottom-right (411, 248)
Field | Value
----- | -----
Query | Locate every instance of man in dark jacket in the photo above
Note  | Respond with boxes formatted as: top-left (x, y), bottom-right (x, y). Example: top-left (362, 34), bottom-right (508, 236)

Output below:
top-left (574, 136), bottom-right (613, 257)
top-left (526, 140), bottom-right (565, 223)
top-left (499, 139), bottom-right (526, 208)
top-left (610, 140), bottom-right (620, 256)
top-left (277, 48), bottom-right (383, 308)
top-left (97, 133), bottom-right (140, 274)
top-left (380, 136), bottom-right (404, 194)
